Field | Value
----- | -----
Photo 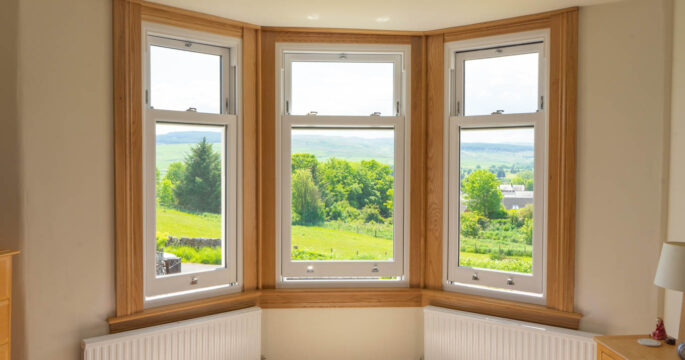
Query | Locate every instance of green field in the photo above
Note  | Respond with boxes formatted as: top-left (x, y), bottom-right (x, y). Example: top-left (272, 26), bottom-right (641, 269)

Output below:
top-left (291, 225), bottom-right (393, 260)
top-left (459, 252), bottom-right (532, 273)
top-left (156, 207), bottom-right (222, 264)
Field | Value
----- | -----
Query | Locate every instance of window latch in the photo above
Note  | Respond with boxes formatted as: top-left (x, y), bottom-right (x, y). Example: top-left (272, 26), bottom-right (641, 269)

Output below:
top-left (307, 111), bottom-right (318, 116)
top-left (372, 264), bottom-right (380, 273)
top-left (492, 109), bottom-right (504, 115)
top-left (186, 107), bottom-right (197, 112)
top-left (370, 112), bottom-right (381, 116)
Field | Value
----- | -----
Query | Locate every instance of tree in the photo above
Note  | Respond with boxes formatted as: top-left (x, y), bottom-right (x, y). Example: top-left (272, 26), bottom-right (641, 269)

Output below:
top-left (175, 137), bottom-right (221, 213)
top-left (291, 169), bottom-right (324, 225)
top-left (460, 212), bottom-right (481, 238)
top-left (166, 162), bottom-right (185, 185)
top-left (157, 178), bottom-right (176, 207)
top-left (462, 169), bottom-right (504, 219)
top-left (292, 153), bottom-right (319, 182)
top-left (511, 170), bottom-right (534, 190)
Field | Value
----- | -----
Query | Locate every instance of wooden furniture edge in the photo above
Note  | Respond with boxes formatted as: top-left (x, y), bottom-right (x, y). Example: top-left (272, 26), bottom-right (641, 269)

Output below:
top-left (422, 289), bottom-right (582, 329)
top-left (107, 290), bottom-right (261, 333)
top-left (0, 250), bottom-right (19, 257)
top-left (594, 335), bottom-right (680, 359)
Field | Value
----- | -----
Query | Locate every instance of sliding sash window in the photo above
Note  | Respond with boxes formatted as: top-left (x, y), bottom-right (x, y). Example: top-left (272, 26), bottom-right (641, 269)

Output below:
top-left (445, 33), bottom-right (548, 301)
top-left (277, 46), bottom-right (410, 285)
top-left (142, 23), bottom-right (241, 304)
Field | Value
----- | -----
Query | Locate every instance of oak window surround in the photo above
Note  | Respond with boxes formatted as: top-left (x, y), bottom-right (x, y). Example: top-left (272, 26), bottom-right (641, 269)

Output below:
top-left (112, 0), bottom-right (578, 333)
top-left (275, 45), bottom-right (411, 286)
top-left (444, 33), bottom-right (549, 303)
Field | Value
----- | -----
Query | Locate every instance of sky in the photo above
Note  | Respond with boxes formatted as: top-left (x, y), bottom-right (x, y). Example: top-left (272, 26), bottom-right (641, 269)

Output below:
top-left (151, 45), bottom-right (537, 145)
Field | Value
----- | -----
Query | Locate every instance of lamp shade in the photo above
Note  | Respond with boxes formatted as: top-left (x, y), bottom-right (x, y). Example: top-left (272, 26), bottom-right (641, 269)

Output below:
top-left (654, 242), bottom-right (685, 292)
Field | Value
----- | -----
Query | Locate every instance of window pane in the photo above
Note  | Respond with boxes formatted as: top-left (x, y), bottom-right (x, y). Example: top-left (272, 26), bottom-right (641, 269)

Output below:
top-left (290, 128), bottom-right (395, 261)
top-left (291, 62), bottom-right (394, 116)
top-left (458, 127), bottom-right (534, 274)
top-left (463, 52), bottom-right (538, 116)
top-left (150, 45), bottom-right (222, 114)
top-left (155, 123), bottom-right (225, 276)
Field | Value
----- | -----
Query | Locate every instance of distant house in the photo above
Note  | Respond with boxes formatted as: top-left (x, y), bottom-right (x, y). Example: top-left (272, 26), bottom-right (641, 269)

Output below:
top-left (498, 184), bottom-right (533, 210)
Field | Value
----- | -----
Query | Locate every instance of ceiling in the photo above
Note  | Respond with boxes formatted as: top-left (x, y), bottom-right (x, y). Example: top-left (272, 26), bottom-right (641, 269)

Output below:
top-left (151, 0), bottom-right (621, 31)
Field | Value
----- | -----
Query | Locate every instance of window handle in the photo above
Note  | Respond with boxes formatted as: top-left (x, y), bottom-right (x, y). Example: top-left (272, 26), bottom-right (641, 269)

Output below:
top-left (307, 111), bottom-right (318, 116)
top-left (492, 109), bottom-right (504, 115)
top-left (186, 107), bottom-right (197, 112)
top-left (370, 112), bottom-right (381, 116)
top-left (506, 277), bottom-right (515, 286)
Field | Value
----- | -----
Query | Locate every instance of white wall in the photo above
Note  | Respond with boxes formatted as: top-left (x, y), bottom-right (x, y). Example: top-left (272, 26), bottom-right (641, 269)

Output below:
top-left (664, 0), bottom-right (685, 339)
top-left (574, 0), bottom-right (673, 335)
top-left (1, 0), bottom-right (678, 358)
top-left (11, 0), bottom-right (116, 358)
top-left (262, 308), bottom-right (424, 360)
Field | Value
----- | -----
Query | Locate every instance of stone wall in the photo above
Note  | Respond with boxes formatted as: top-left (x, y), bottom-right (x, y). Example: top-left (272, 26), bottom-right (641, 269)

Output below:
top-left (166, 236), bottom-right (221, 248)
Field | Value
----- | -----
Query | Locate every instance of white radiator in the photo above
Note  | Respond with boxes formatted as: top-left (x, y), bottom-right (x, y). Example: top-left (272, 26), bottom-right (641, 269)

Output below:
top-left (424, 306), bottom-right (596, 360)
top-left (82, 307), bottom-right (261, 360)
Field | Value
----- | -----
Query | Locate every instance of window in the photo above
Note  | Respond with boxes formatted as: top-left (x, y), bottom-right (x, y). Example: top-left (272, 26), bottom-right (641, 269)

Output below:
top-left (277, 46), bottom-right (409, 285)
top-left (142, 24), bottom-right (241, 303)
top-left (446, 39), bottom-right (547, 299)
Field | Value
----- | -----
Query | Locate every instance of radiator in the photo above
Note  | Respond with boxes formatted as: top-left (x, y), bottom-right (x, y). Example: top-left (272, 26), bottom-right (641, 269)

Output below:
top-left (82, 307), bottom-right (261, 360)
top-left (424, 306), bottom-right (596, 360)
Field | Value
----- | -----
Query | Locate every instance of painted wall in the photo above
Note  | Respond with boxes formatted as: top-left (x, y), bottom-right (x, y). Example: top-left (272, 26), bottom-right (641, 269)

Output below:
top-left (0, 0), bottom-right (25, 358)
top-left (262, 308), bottom-right (424, 360)
top-left (1, 0), bottom-right (678, 358)
top-left (574, 0), bottom-right (673, 335)
top-left (664, 0), bottom-right (685, 339)
top-left (10, 0), bottom-right (116, 358)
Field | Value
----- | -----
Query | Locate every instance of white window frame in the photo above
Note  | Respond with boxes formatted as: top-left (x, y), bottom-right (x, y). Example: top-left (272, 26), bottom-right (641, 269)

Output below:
top-left (275, 43), bottom-right (411, 287)
top-left (443, 30), bottom-right (549, 303)
top-left (142, 22), bottom-right (242, 306)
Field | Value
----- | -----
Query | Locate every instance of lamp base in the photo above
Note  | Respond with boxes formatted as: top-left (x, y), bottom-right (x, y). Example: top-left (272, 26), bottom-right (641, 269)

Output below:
top-left (677, 342), bottom-right (685, 360)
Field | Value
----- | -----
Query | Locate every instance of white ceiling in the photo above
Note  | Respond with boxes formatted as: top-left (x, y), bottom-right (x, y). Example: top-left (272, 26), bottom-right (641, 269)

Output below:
top-left (151, 0), bottom-right (621, 31)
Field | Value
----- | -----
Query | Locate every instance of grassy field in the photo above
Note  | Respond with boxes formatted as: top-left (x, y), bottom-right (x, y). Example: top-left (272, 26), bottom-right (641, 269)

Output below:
top-left (156, 207), bottom-right (532, 271)
top-left (291, 225), bottom-right (393, 260)
top-left (459, 252), bottom-right (532, 273)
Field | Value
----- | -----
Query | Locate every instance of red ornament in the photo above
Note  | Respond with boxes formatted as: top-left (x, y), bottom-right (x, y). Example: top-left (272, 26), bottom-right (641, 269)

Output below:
top-left (651, 317), bottom-right (667, 340)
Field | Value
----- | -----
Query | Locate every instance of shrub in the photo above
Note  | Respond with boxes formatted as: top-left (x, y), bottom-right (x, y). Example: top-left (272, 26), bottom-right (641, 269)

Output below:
top-left (460, 212), bottom-right (481, 237)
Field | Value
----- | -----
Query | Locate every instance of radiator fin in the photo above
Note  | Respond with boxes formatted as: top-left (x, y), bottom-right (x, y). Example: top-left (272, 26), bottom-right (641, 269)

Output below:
top-left (83, 307), bottom-right (261, 360)
top-left (424, 306), bottom-right (596, 360)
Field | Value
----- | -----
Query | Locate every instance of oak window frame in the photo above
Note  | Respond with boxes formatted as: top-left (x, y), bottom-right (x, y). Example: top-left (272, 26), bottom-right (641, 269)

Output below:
top-left (444, 33), bottom-right (549, 302)
top-left (274, 45), bottom-right (411, 286)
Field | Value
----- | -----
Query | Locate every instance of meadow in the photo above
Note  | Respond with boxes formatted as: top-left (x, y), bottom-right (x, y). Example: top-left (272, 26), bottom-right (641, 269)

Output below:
top-left (156, 206), bottom-right (532, 273)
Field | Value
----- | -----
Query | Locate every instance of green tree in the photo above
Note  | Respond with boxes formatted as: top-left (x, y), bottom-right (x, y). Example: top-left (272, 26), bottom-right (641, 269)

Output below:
top-left (166, 161), bottom-right (185, 185)
top-left (462, 169), bottom-right (503, 219)
top-left (291, 169), bottom-right (324, 225)
top-left (175, 137), bottom-right (221, 213)
top-left (157, 178), bottom-right (176, 207)
top-left (292, 153), bottom-right (319, 182)
top-left (511, 170), bottom-right (534, 190)
top-left (460, 212), bottom-right (481, 238)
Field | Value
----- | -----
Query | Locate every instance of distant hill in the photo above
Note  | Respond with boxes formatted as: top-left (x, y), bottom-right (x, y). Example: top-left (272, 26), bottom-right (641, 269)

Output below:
top-left (155, 131), bottom-right (534, 172)
top-left (157, 131), bottom-right (221, 144)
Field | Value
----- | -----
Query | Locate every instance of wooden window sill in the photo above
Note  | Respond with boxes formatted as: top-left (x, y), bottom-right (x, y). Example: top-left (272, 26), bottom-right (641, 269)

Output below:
top-left (107, 288), bottom-right (581, 333)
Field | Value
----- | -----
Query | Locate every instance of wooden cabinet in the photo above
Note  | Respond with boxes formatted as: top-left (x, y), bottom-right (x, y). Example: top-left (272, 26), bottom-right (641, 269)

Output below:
top-left (0, 251), bottom-right (18, 360)
top-left (595, 335), bottom-right (681, 360)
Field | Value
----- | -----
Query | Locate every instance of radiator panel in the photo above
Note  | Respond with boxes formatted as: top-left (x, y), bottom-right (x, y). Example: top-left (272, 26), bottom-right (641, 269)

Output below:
top-left (82, 307), bottom-right (261, 360)
top-left (424, 306), bottom-right (596, 360)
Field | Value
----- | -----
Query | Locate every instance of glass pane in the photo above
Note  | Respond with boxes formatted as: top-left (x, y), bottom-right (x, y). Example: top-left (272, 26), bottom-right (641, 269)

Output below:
top-left (150, 45), bottom-right (222, 114)
top-left (463, 52), bottom-right (539, 116)
top-left (290, 128), bottom-right (395, 261)
top-left (155, 122), bottom-right (225, 276)
top-left (291, 62), bottom-right (394, 116)
top-left (458, 127), bottom-right (534, 274)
